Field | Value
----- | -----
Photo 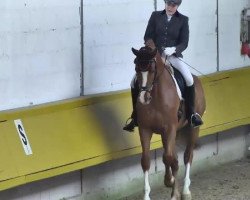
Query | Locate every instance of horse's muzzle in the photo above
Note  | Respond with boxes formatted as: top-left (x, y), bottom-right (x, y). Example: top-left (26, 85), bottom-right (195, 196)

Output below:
top-left (139, 90), bottom-right (152, 105)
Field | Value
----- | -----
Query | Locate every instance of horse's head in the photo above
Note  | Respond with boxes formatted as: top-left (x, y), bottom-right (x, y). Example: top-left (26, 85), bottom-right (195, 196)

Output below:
top-left (132, 46), bottom-right (157, 105)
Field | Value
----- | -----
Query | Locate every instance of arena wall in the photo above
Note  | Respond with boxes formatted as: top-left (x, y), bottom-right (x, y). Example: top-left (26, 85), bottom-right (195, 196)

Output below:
top-left (0, 0), bottom-right (81, 111)
top-left (1, 0), bottom-right (250, 110)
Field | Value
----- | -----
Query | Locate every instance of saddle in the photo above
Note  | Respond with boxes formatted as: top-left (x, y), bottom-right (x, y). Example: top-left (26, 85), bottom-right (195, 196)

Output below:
top-left (172, 67), bottom-right (186, 97)
top-left (166, 64), bottom-right (187, 121)
top-left (166, 63), bottom-right (187, 98)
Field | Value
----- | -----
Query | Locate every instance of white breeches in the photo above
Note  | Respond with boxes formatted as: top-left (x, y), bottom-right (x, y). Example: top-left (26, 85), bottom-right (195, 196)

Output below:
top-left (168, 55), bottom-right (194, 86)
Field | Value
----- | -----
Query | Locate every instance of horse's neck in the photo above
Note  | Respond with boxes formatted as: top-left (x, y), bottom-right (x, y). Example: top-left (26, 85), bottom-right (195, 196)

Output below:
top-left (153, 54), bottom-right (178, 104)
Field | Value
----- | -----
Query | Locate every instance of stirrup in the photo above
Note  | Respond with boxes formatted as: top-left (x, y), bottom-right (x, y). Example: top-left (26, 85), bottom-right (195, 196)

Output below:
top-left (123, 118), bottom-right (136, 132)
top-left (190, 113), bottom-right (203, 128)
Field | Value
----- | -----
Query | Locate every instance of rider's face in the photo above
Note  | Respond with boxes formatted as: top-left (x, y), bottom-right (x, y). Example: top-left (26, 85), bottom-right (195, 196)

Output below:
top-left (165, 3), bottom-right (178, 15)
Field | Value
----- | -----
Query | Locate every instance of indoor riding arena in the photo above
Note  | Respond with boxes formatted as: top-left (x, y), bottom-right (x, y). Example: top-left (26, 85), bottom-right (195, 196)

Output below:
top-left (0, 1), bottom-right (250, 200)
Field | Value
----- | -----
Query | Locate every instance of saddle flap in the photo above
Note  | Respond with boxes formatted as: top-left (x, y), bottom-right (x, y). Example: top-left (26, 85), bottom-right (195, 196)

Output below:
top-left (172, 67), bottom-right (186, 97)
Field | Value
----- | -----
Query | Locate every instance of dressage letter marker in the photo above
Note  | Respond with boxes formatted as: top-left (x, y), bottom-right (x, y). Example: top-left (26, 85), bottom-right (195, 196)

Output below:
top-left (14, 119), bottom-right (33, 155)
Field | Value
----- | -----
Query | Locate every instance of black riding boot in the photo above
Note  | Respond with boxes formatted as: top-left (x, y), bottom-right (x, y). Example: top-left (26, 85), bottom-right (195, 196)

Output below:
top-left (123, 86), bottom-right (139, 132)
top-left (186, 85), bottom-right (203, 128)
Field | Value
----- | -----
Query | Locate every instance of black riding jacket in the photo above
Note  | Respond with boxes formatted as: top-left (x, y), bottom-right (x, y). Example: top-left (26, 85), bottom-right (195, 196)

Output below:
top-left (144, 10), bottom-right (189, 57)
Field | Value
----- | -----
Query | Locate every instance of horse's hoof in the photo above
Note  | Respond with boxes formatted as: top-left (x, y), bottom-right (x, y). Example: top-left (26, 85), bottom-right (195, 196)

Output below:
top-left (171, 195), bottom-right (180, 200)
top-left (164, 176), bottom-right (175, 187)
top-left (181, 193), bottom-right (192, 200)
top-left (171, 190), bottom-right (181, 200)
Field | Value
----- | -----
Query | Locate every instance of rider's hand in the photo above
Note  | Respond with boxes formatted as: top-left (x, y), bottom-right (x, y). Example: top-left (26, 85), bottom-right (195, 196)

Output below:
top-left (164, 47), bottom-right (176, 56)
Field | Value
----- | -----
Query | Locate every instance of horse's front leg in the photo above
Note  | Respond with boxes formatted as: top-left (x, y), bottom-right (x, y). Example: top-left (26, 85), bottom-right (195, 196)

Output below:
top-left (139, 127), bottom-right (153, 200)
top-left (182, 162), bottom-right (191, 200)
top-left (182, 127), bottom-right (199, 200)
top-left (162, 126), bottom-right (180, 200)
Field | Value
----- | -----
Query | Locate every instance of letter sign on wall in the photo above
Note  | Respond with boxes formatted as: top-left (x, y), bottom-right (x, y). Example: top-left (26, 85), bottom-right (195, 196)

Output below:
top-left (14, 119), bottom-right (33, 155)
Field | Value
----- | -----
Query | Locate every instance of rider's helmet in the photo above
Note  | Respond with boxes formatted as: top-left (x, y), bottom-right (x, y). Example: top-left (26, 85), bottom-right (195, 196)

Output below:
top-left (165, 0), bottom-right (182, 6)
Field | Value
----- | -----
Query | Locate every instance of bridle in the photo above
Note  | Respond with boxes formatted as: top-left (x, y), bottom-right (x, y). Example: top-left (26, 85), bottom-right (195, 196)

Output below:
top-left (135, 58), bottom-right (157, 93)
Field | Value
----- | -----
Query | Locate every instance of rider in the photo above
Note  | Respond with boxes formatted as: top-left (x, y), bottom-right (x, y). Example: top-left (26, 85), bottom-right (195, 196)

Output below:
top-left (123, 0), bottom-right (203, 132)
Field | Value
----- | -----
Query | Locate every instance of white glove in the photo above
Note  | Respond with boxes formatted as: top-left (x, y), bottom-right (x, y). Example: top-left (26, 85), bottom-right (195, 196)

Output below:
top-left (164, 47), bottom-right (176, 56)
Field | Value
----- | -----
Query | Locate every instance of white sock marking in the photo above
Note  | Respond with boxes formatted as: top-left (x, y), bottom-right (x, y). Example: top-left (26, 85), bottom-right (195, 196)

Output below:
top-left (144, 171), bottom-right (151, 200)
top-left (183, 163), bottom-right (191, 195)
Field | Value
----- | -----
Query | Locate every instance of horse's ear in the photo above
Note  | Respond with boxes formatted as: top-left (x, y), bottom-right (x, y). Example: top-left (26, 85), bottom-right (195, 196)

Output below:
top-left (132, 47), bottom-right (139, 56)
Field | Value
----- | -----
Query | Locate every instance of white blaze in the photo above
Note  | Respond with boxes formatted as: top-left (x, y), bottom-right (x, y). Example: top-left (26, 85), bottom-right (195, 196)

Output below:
top-left (141, 72), bottom-right (148, 87)
top-left (139, 72), bottom-right (148, 104)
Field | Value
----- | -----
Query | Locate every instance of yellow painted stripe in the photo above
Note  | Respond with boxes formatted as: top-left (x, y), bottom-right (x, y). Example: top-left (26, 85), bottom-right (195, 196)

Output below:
top-left (0, 66), bottom-right (249, 191)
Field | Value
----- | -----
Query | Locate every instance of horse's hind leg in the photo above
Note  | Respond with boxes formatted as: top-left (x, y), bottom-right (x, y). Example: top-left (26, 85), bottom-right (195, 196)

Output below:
top-left (162, 126), bottom-right (180, 200)
top-left (182, 127), bottom-right (199, 200)
top-left (139, 128), bottom-right (153, 200)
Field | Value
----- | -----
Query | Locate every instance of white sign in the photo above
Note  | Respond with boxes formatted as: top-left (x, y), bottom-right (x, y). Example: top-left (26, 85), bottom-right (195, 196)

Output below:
top-left (14, 119), bottom-right (33, 155)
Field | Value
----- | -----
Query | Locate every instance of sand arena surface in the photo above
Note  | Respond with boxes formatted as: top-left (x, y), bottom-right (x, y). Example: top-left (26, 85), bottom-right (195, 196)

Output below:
top-left (122, 159), bottom-right (250, 200)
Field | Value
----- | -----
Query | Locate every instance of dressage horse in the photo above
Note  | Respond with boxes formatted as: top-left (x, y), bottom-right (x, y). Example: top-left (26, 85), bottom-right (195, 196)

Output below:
top-left (132, 43), bottom-right (206, 200)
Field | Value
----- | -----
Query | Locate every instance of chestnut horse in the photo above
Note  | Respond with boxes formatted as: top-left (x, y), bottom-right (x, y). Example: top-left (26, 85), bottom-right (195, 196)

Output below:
top-left (132, 42), bottom-right (206, 200)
